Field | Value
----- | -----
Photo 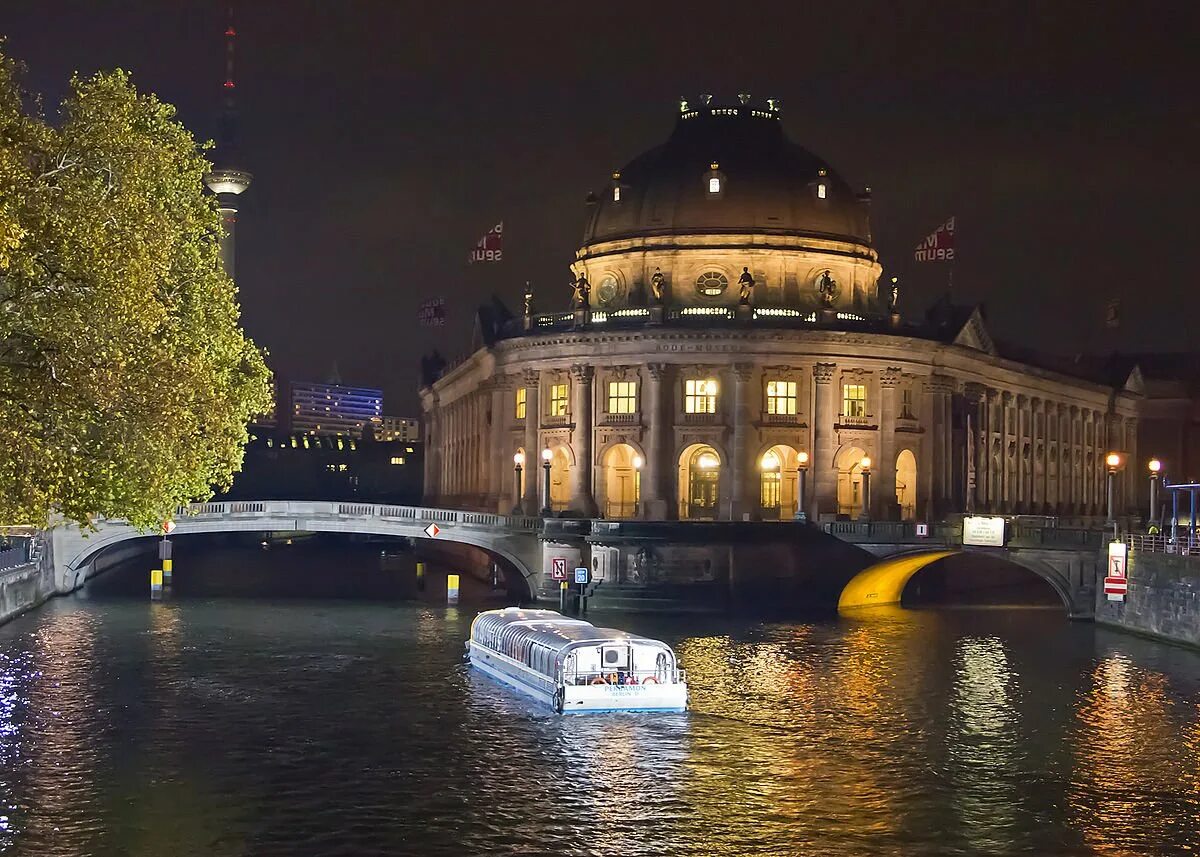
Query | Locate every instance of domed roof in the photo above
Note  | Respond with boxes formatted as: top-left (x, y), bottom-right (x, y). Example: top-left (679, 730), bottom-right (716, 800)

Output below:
top-left (582, 102), bottom-right (871, 247)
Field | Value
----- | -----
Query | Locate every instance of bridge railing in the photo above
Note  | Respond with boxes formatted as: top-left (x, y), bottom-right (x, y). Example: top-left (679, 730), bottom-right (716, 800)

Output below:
top-left (0, 542), bottom-right (31, 572)
top-left (826, 519), bottom-right (1108, 551)
top-left (174, 501), bottom-right (542, 532)
top-left (1125, 532), bottom-right (1200, 557)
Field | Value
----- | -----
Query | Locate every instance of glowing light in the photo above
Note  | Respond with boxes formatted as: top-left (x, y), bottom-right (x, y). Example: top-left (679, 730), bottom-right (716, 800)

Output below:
top-left (1148, 458), bottom-right (1162, 474)
top-left (817, 183), bottom-right (827, 199)
top-left (541, 448), bottom-right (553, 462)
top-left (761, 451), bottom-right (780, 471)
top-left (797, 450), bottom-right (810, 467)
top-left (513, 452), bottom-right (525, 466)
top-left (860, 456), bottom-right (872, 471)
top-left (633, 455), bottom-right (643, 469)
top-left (1105, 452), bottom-right (1121, 470)
top-left (708, 176), bottom-right (721, 193)
top-left (613, 186), bottom-right (621, 202)
top-left (838, 550), bottom-right (957, 610)
top-left (697, 452), bottom-right (719, 470)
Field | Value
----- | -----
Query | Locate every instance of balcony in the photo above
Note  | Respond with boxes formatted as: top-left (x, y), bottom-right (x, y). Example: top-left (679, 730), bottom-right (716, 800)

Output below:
top-left (542, 414), bottom-right (570, 428)
top-left (762, 412), bottom-right (800, 426)
top-left (599, 412), bottom-right (639, 426)
top-left (896, 416), bottom-right (921, 432)
top-left (836, 413), bottom-right (874, 429)
top-left (681, 411), bottom-right (722, 425)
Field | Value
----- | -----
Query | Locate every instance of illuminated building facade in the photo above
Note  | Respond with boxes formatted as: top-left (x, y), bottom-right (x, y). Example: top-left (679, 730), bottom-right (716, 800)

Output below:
top-left (370, 416), bottom-right (421, 443)
top-left (420, 98), bottom-right (1142, 522)
top-left (289, 381), bottom-right (383, 437)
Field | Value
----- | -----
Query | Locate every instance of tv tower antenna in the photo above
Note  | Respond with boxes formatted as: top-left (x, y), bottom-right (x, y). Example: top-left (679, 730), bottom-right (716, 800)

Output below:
top-left (205, 1), bottom-right (252, 279)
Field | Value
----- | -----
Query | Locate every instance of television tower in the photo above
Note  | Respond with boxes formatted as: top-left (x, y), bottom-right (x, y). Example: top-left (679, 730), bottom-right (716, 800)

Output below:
top-left (204, 2), bottom-right (252, 279)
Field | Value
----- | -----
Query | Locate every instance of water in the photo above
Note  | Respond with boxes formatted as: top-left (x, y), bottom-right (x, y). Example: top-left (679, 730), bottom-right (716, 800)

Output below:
top-left (0, 551), bottom-right (1198, 855)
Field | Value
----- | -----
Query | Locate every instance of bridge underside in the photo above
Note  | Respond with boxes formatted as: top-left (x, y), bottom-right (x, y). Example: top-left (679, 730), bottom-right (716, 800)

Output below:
top-left (837, 549), bottom-right (1084, 615)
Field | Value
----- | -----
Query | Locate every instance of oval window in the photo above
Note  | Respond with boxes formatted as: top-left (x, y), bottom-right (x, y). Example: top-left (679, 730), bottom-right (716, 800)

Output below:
top-left (695, 271), bottom-right (728, 297)
top-left (597, 276), bottom-right (618, 306)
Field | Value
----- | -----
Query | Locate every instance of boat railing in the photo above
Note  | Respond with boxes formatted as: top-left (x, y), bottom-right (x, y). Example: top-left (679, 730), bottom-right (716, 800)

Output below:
top-left (562, 668), bottom-right (686, 687)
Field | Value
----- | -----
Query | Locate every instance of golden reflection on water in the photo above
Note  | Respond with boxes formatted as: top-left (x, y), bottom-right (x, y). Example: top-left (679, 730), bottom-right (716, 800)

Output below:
top-left (1069, 653), bottom-right (1200, 855)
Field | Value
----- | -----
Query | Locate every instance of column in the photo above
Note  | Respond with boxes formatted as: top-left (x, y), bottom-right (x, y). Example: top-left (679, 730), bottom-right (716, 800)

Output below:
top-left (489, 378), bottom-right (509, 513)
top-left (928, 374), bottom-right (954, 517)
top-left (1068, 405), bottom-right (1080, 514)
top-left (641, 363), bottom-right (671, 519)
top-left (963, 384), bottom-right (987, 513)
top-left (1032, 398), bottom-right (1044, 513)
top-left (1124, 415), bottom-right (1138, 517)
top-left (812, 363), bottom-right (837, 518)
top-left (999, 392), bottom-right (1013, 512)
top-left (730, 363), bottom-right (756, 521)
top-left (1015, 394), bottom-right (1028, 513)
top-left (569, 364), bottom-right (598, 516)
top-left (1083, 410), bottom-right (1095, 516)
top-left (986, 389), bottom-right (1000, 511)
top-left (522, 370), bottom-right (540, 515)
top-left (879, 368), bottom-right (901, 519)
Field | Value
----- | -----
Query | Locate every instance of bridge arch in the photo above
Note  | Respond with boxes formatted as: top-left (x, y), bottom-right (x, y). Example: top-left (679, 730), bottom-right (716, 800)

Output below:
top-left (837, 549), bottom-right (1077, 614)
top-left (49, 502), bottom-right (544, 601)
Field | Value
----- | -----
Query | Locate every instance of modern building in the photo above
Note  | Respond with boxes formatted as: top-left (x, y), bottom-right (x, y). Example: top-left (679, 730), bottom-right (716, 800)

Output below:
top-left (420, 97), bottom-right (1143, 522)
top-left (288, 381), bottom-right (383, 437)
top-left (370, 416), bottom-right (421, 443)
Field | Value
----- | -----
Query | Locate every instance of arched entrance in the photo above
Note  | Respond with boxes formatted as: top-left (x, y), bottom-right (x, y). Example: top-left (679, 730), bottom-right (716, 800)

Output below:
top-left (601, 443), bottom-right (641, 519)
top-left (549, 447), bottom-right (571, 512)
top-left (678, 444), bottom-right (721, 520)
top-left (759, 444), bottom-right (801, 520)
top-left (836, 445), bottom-right (869, 517)
top-left (896, 449), bottom-right (917, 521)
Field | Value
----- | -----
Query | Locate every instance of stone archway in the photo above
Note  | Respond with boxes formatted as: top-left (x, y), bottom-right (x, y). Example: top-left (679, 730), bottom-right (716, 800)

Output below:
top-left (600, 442), bottom-right (641, 519)
top-left (896, 449), bottom-right (918, 521)
top-left (678, 443), bottom-right (721, 520)
top-left (759, 444), bottom-right (801, 520)
top-left (835, 444), bottom-right (869, 517)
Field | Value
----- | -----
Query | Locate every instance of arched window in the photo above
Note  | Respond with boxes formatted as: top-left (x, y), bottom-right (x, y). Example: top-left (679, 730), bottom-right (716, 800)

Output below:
top-left (695, 271), bottom-right (728, 297)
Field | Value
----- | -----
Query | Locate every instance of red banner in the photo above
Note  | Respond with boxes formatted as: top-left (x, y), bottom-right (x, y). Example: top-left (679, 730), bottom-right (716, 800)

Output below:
top-left (469, 221), bottom-right (503, 263)
top-left (914, 217), bottom-right (956, 262)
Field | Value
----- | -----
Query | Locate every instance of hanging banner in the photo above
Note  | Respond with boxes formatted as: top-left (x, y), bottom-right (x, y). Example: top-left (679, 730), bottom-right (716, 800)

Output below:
top-left (469, 221), bottom-right (503, 263)
top-left (418, 297), bottom-right (446, 327)
top-left (914, 217), bottom-right (956, 262)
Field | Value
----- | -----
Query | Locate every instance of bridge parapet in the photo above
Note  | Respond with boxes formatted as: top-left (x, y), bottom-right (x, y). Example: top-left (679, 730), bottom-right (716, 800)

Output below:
top-left (175, 501), bottom-right (542, 533)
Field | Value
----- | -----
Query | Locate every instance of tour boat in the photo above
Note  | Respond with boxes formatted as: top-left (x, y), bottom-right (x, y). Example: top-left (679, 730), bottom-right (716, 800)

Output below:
top-left (466, 608), bottom-right (688, 713)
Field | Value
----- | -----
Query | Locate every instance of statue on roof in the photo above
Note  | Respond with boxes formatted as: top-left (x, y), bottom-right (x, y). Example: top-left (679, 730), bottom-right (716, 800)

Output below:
top-left (888, 277), bottom-right (900, 314)
top-left (650, 268), bottom-right (665, 304)
top-left (572, 271), bottom-right (590, 308)
top-left (817, 270), bottom-right (838, 307)
top-left (738, 267), bottom-right (755, 304)
top-left (523, 281), bottom-right (533, 316)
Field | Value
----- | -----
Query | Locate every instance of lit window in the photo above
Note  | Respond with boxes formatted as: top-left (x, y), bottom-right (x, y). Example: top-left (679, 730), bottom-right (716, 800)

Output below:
top-left (613, 186), bottom-right (621, 202)
top-left (338, 463), bottom-right (348, 472)
top-left (549, 383), bottom-right (569, 417)
top-left (406, 446), bottom-right (414, 453)
top-left (695, 271), bottom-right (729, 297)
top-left (515, 387), bottom-right (527, 420)
top-left (390, 456), bottom-right (405, 465)
top-left (843, 384), bottom-right (867, 418)
top-left (708, 176), bottom-right (721, 194)
top-left (685, 378), bottom-right (718, 414)
top-left (817, 183), bottom-right (827, 199)
top-left (766, 380), bottom-right (797, 415)
top-left (608, 381), bottom-right (637, 414)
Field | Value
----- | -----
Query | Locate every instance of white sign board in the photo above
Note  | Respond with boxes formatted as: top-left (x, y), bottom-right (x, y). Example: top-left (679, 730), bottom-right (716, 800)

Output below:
top-left (574, 567), bottom-right (589, 585)
top-left (915, 523), bottom-right (929, 537)
top-left (551, 557), bottom-right (566, 580)
top-left (962, 516), bottom-right (1006, 547)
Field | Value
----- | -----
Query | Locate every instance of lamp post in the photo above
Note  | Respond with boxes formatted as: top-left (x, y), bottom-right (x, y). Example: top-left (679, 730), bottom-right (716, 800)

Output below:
top-left (1148, 458), bottom-right (1161, 529)
top-left (795, 450), bottom-right (810, 522)
top-left (632, 455), bottom-right (643, 519)
top-left (540, 448), bottom-right (553, 518)
top-left (512, 452), bottom-right (524, 516)
top-left (859, 456), bottom-right (872, 521)
top-left (1105, 452), bottom-right (1121, 535)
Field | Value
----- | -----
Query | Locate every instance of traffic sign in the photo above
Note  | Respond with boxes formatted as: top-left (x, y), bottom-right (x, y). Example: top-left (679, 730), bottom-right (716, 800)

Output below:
top-left (1103, 576), bottom-right (1128, 593)
top-left (551, 557), bottom-right (566, 580)
top-left (915, 523), bottom-right (929, 537)
top-left (423, 523), bottom-right (441, 538)
top-left (574, 567), bottom-right (589, 585)
top-left (161, 520), bottom-right (176, 534)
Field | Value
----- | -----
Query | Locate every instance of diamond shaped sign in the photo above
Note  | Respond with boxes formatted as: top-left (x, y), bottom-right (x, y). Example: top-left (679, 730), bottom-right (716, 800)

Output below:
top-left (423, 523), bottom-right (441, 538)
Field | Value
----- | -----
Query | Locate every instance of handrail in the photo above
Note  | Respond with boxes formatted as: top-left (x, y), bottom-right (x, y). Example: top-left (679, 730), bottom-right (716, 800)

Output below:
top-left (172, 501), bottom-right (543, 531)
top-left (1126, 533), bottom-right (1199, 556)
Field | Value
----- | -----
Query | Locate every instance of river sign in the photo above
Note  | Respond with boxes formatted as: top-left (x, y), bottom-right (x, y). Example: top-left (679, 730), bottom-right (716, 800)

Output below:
top-left (161, 520), bottom-right (176, 534)
top-left (423, 523), bottom-right (441, 538)
top-left (551, 557), bottom-right (567, 580)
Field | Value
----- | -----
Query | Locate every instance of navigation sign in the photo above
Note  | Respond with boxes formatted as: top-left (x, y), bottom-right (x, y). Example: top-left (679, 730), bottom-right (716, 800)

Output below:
top-left (915, 523), bottom-right (929, 537)
top-left (551, 557), bottom-right (567, 580)
top-left (963, 515), bottom-right (1006, 547)
top-left (574, 567), bottom-right (589, 585)
top-left (423, 523), bottom-right (441, 538)
top-left (1106, 541), bottom-right (1128, 602)
top-left (161, 520), bottom-right (176, 534)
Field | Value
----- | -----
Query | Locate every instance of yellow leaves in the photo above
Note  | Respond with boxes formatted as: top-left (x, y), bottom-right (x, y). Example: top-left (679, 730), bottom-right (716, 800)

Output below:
top-left (0, 47), bottom-right (272, 530)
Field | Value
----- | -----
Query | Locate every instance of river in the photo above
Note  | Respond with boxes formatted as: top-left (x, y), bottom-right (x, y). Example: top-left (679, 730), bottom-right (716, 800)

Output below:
top-left (0, 543), bottom-right (1197, 855)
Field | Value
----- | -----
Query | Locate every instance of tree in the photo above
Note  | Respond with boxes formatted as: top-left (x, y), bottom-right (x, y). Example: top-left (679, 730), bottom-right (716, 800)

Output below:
top-left (0, 47), bottom-right (273, 529)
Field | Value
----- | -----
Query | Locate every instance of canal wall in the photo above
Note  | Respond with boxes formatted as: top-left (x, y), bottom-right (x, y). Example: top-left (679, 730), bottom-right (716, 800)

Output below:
top-left (1096, 552), bottom-right (1200, 648)
top-left (0, 535), bottom-right (56, 626)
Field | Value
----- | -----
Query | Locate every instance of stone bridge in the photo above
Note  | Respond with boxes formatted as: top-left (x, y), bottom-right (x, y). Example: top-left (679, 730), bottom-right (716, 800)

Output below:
top-left (825, 520), bottom-right (1107, 618)
top-left (46, 501), bottom-right (545, 598)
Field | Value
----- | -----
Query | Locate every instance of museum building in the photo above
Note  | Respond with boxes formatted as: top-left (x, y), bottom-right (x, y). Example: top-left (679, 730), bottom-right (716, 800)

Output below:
top-left (420, 98), bottom-right (1142, 522)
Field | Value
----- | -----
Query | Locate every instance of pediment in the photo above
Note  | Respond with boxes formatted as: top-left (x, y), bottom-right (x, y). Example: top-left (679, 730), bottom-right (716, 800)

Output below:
top-left (952, 307), bottom-right (997, 356)
top-left (1123, 364), bottom-right (1145, 395)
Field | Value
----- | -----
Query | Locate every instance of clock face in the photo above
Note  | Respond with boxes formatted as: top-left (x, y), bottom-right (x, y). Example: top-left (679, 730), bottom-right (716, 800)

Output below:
top-left (597, 276), bottom-right (618, 306)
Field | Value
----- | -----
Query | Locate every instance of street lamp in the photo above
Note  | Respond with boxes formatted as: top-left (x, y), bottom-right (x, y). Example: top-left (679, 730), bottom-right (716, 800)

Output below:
top-left (512, 452), bottom-right (524, 516)
top-left (540, 448), bottom-right (553, 517)
top-left (859, 456), bottom-right (872, 521)
top-left (632, 455), bottom-right (643, 518)
top-left (1148, 458), bottom-right (1162, 528)
top-left (795, 450), bottom-right (810, 522)
top-left (1105, 452), bottom-right (1122, 532)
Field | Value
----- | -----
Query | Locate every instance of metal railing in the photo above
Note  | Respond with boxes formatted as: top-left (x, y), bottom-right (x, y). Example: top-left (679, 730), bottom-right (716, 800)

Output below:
top-left (1126, 533), bottom-right (1200, 557)
top-left (0, 543), bottom-right (31, 572)
top-left (174, 501), bottom-right (542, 532)
top-left (563, 668), bottom-right (687, 687)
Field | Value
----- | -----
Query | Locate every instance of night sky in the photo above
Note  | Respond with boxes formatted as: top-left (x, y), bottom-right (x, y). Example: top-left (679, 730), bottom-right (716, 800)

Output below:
top-left (4, 2), bottom-right (1196, 413)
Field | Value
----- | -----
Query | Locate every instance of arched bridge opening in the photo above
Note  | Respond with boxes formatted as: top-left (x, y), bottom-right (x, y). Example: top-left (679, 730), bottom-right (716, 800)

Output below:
top-left (837, 549), bottom-right (1077, 615)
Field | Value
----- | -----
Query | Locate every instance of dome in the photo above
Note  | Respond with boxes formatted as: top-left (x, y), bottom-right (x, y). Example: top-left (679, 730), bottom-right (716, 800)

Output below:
top-left (582, 101), bottom-right (871, 247)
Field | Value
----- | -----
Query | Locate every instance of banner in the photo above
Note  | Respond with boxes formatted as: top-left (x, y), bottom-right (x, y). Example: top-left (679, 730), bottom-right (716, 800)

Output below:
top-left (469, 221), bottom-right (503, 263)
top-left (914, 216), bottom-right (956, 262)
top-left (418, 297), bottom-right (446, 327)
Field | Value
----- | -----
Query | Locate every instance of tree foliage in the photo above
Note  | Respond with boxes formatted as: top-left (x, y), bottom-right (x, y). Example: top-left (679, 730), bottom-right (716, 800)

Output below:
top-left (0, 47), bottom-right (272, 528)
